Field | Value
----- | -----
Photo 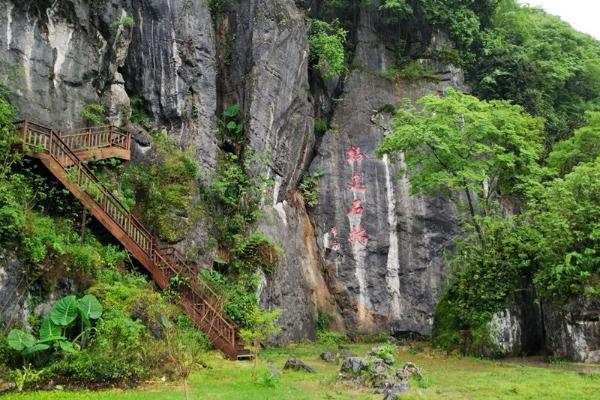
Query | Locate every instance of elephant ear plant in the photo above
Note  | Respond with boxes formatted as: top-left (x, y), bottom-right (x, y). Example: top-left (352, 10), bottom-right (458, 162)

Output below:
top-left (7, 294), bottom-right (103, 358)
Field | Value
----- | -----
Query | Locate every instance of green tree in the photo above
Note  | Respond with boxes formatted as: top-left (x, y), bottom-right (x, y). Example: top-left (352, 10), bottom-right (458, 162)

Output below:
top-left (528, 159), bottom-right (600, 302)
top-left (239, 308), bottom-right (283, 381)
top-left (376, 88), bottom-right (543, 244)
top-left (547, 111), bottom-right (600, 176)
top-left (469, 0), bottom-right (600, 144)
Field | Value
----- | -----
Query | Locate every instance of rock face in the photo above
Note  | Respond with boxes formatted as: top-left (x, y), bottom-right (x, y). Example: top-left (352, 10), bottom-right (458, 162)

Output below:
top-left (544, 297), bottom-right (600, 363)
top-left (487, 289), bottom-right (543, 357)
top-left (309, 6), bottom-right (459, 335)
top-left (0, 253), bottom-right (28, 331)
top-left (0, 0), bottom-right (218, 170)
top-left (1, 0), bottom-right (594, 363)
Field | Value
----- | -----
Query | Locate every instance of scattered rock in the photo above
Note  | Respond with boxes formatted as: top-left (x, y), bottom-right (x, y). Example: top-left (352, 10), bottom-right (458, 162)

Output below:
top-left (367, 346), bottom-right (396, 365)
top-left (383, 382), bottom-right (410, 400)
top-left (395, 362), bottom-right (424, 381)
top-left (369, 357), bottom-right (389, 376)
top-left (340, 357), bottom-right (370, 374)
top-left (283, 358), bottom-right (316, 373)
top-left (320, 351), bottom-right (338, 363)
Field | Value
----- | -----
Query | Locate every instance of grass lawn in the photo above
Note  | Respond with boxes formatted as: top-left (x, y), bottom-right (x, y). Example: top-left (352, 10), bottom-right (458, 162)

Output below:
top-left (3, 343), bottom-right (599, 400)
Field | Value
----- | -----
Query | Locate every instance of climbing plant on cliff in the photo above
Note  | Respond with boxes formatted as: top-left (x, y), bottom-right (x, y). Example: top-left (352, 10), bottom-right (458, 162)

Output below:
top-left (308, 19), bottom-right (347, 79)
top-left (122, 130), bottom-right (203, 242)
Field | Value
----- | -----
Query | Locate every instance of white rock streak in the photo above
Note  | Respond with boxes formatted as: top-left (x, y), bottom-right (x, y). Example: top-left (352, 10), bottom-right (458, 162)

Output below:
top-left (383, 154), bottom-right (401, 318)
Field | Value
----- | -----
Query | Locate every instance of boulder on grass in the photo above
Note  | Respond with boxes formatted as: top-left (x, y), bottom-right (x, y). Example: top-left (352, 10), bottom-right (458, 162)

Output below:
top-left (340, 357), bottom-right (370, 374)
top-left (283, 358), bottom-right (316, 373)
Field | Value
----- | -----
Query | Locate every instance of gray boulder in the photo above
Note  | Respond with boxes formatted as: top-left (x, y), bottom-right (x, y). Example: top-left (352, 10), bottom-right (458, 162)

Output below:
top-left (340, 357), bottom-right (370, 374)
top-left (283, 358), bottom-right (316, 373)
top-left (383, 382), bottom-right (410, 400)
top-left (320, 351), bottom-right (338, 363)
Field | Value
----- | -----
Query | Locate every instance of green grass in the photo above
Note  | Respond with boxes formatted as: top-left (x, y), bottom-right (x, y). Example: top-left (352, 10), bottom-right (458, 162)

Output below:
top-left (3, 343), bottom-right (599, 400)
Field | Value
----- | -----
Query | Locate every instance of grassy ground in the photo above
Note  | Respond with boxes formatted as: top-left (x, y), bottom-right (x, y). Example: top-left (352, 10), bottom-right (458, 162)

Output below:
top-left (3, 343), bottom-right (599, 400)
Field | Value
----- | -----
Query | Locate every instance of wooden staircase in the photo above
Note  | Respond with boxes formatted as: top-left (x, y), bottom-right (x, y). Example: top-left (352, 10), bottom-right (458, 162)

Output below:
top-left (16, 120), bottom-right (250, 360)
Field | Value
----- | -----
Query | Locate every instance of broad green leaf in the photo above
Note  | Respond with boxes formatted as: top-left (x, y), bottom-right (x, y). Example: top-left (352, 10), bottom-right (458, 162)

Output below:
top-left (22, 342), bottom-right (49, 356)
top-left (58, 340), bottom-right (76, 353)
top-left (7, 329), bottom-right (35, 351)
top-left (226, 121), bottom-right (238, 131)
top-left (78, 294), bottom-right (103, 320)
top-left (39, 318), bottom-right (62, 340)
top-left (223, 104), bottom-right (240, 118)
top-left (50, 295), bottom-right (79, 326)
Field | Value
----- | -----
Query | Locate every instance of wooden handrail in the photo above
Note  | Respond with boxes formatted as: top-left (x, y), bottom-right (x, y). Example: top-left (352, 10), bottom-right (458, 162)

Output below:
top-left (16, 119), bottom-right (241, 356)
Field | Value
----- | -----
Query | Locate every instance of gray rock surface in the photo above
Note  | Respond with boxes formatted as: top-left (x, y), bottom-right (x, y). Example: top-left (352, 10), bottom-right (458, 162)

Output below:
top-left (309, 5), bottom-right (460, 336)
top-left (0, 252), bottom-right (28, 331)
top-left (232, 0), bottom-right (315, 201)
top-left (487, 289), bottom-right (543, 357)
top-left (544, 297), bottom-right (600, 363)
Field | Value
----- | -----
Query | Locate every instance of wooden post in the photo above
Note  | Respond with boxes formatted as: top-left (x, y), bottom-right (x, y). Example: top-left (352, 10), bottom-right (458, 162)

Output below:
top-left (80, 207), bottom-right (88, 243)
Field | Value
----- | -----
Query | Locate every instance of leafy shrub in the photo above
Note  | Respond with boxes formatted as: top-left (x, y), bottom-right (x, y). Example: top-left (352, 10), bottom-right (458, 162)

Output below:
top-left (382, 61), bottom-right (435, 82)
top-left (308, 19), bottom-right (347, 79)
top-left (299, 170), bottom-right (324, 208)
top-left (129, 96), bottom-right (151, 129)
top-left (317, 331), bottom-right (347, 347)
top-left (110, 16), bottom-right (134, 33)
top-left (316, 312), bottom-right (331, 332)
top-left (314, 118), bottom-right (329, 136)
top-left (231, 233), bottom-right (280, 274)
top-left (81, 103), bottom-right (106, 126)
top-left (123, 130), bottom-right (202, 242)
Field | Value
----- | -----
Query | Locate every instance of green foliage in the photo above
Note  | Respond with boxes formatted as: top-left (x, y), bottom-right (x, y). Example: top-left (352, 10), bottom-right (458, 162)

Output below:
top-left (239, 307), bottom-right (283, 381)
top-left (89, 0), bottom-right (107, 14)
top-left (528, 159), bottom-right (600, 302)
top-left (129, 96), bottom-right (151, 129)
top-left (382, 61), bottom-right (435, 82)
top-left (231, 233), bottom-right (280, 274)
top-left (317, 331), bottom-right (346, 347)
top-left (547, 111), bottom-right (600, 176)
top-left (80, 104), bottom-right (106, 126)
top-left (314, 118), bottom-right (329, 136)
top-left (110, 16), bottom-right (134, 33)
top-left (123, 130), bottom-right (202, 242)
top-left (298, 170), bottom-right (324, 208)
top-left (200, 269), bottom-right (259, 328)
top-left (217, 104), bottom-right (244, 145)
top-left (378, 0), bottom-right (413, 26)
top-left (469, 0), bottom-right (600, 144)
top-left (308, 19), bottom-right (347, 79)
top-left (376, 89), bottom-right (543, 223)
top-left (316, 312), bottom-right (331, 332)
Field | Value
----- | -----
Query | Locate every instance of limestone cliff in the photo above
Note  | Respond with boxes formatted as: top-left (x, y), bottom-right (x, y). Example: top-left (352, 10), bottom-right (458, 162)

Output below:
top-left (1, 0), bottom-right (596, 362)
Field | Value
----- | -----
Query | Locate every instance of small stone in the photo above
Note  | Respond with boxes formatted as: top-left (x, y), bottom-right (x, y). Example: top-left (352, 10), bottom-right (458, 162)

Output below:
top-left (283, 358), bottom-right (316, 373)
top-left (340, 357), bottom-right (369, 374)
top-left (320, 351), bottom-right (337, 363)
top-left (395, 362), bottom-right (424, 381)
top-left (383, 381), bottom-right (410, 400)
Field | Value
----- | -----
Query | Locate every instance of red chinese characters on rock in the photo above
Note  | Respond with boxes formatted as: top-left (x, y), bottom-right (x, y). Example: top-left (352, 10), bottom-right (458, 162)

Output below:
top-left (345, 145), bottom-right (369, 247)
top-left (347, 174), bottom-right (367, 194)
top-left (349, 226), bottom-right (368, 246)
top-left (347, 146), bottom-right (365, 167)
top-left (347, 198), bottom-right (364, 216)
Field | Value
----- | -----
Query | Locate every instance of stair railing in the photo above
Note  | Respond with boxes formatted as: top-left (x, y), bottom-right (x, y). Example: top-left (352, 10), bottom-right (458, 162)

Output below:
top-left (16, 120), bottom-right (238, 353)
